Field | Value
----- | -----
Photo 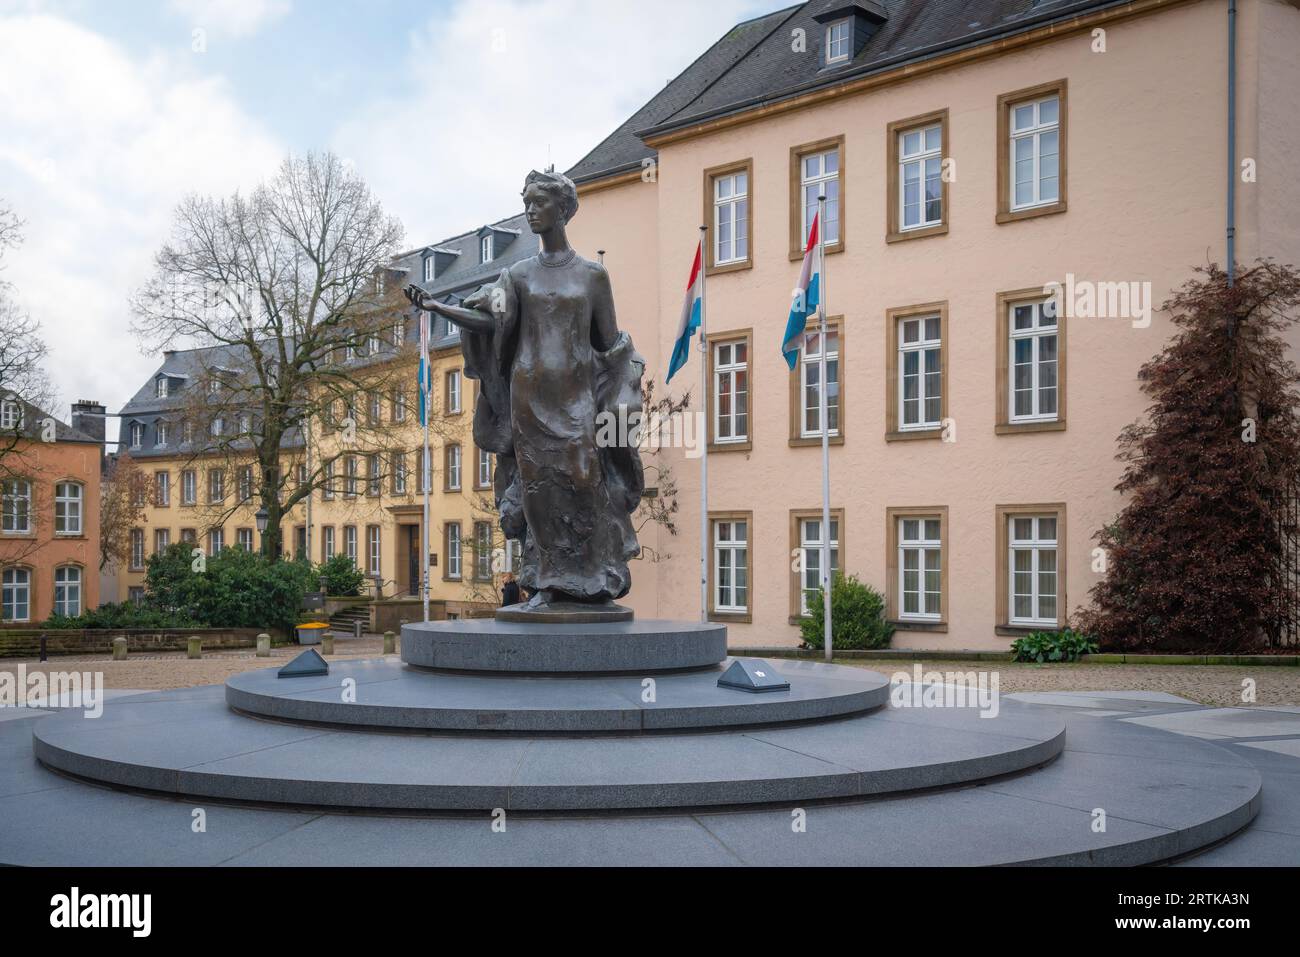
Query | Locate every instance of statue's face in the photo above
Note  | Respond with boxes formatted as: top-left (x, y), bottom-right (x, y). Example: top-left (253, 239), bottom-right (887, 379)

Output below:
top-left (523, 184), bottom-right (562, 233)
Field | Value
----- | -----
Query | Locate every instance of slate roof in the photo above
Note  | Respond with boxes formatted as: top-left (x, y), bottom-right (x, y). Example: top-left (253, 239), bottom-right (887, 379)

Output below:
top-left (567, 0), bottom-right (1122, 184)
top-left (1, 397), bottom-right (101, 446)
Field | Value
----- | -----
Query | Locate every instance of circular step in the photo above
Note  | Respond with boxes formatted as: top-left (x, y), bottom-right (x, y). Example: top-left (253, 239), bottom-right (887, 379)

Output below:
top-left (400, 618), bottom-right (728, 674)
top-left (225, 657), bottom-right (890, 733)
top-left (32, 682), bottom-right (1065, 811)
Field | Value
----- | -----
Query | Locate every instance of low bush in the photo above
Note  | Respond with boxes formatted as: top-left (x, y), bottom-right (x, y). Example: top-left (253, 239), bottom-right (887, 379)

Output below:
top-left (1010, 628), bottom-right (1098, 663)
top-left (41, 601), bottom-right (203, 630)
top-left (317, 554), bottom-right (366, 597)
top-left (799, 573), bottom-right (895, 651)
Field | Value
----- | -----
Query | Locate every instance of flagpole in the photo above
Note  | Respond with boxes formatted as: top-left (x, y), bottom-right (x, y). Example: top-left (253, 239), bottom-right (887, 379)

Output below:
top-left (421, 315), bottom-right (431, 624)
top-left (817, 194), bottom-right (832, 662)
top-left (697, 226), bottom-right (709, 624)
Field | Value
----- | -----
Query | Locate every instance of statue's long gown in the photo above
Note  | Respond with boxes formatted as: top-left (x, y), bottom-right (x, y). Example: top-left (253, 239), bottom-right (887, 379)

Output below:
top-left (460, 255), bottom-right (643, 602)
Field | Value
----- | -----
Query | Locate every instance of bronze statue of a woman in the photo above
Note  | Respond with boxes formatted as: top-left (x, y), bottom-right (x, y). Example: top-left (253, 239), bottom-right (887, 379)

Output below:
top-left (407, 170), bottom-right (644, 616)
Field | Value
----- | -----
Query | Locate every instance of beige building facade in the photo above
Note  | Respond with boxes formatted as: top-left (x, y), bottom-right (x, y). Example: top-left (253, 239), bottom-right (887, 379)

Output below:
top-left (564, 0), bottom-right (1300, 648)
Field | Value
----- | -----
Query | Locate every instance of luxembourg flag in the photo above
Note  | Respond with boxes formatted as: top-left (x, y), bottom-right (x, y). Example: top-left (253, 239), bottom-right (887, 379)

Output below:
top-left (781, 212), bottom-right (821, 370)
top-left (417, 312), bottom-right (431, 425)
top-left (666, 239), bottom-right (704, 383)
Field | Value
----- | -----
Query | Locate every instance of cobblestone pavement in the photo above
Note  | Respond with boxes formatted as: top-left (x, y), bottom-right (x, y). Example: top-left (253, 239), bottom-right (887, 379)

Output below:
top-left (2, 643), bottom-right (1296, 708)
top-left (844, 658), bottom-right (1300, 708)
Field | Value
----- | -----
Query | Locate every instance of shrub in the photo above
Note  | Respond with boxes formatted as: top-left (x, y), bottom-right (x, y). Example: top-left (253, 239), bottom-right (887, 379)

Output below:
top-left (317, 554), bottom-right (365, 597)
top-left (799, 573), bottom-right (895, 651)
top-left (1010, 628), bottom-right (1098, 663)
top-left (142, 544), bottom-right (318, 634)
top-left (41, 601), bottom-right (203, 630)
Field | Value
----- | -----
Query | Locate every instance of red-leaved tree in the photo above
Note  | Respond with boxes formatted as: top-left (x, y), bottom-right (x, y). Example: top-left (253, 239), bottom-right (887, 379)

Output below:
top-left (1078, 261), bottom-right (1300, 653)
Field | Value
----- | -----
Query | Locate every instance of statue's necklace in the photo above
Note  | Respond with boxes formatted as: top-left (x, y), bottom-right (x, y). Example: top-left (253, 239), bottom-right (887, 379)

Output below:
top-left (540, 248), bottom-right (577, 268)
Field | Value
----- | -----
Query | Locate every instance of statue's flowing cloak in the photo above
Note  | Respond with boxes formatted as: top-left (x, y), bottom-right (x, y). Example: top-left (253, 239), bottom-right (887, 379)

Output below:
top-left (460, 267), bottom-right (644, 601)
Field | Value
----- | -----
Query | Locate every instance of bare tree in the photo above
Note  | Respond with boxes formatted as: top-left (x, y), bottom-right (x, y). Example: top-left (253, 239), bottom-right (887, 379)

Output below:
top-left (130, 153), bottom-right (407, 558)
top-left (99, 454), bottom-right (150, 571)
top-left (0, 200), bottom-right (54, 471)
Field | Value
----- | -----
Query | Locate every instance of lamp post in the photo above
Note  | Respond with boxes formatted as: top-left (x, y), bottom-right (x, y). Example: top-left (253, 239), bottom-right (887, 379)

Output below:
top-left (255, 506), bottom-right (269, 558)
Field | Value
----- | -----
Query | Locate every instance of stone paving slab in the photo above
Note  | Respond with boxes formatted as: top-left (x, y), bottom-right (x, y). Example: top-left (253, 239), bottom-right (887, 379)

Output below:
top-left (1122, 707), bottom-right (1300, 739)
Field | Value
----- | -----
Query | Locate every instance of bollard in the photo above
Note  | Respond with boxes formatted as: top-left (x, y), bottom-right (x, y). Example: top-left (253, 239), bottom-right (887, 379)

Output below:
top-left (353, 620), bottom-right (363, 639)
top-left (383, 630), bottom-right (396, 655)
top-left (187, 636), bottom-right (202, 659)
top-left (39, 633), bottom-right (48, 662)
top-left (256, 633), bottom-right (271, 657)
top-left (321, 634), bottom-right (335, 656)
top-left (112, 637), bottom-right (128, 661)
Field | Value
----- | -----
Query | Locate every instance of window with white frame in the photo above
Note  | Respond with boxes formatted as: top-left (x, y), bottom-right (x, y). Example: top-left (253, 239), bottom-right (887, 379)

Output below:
top-left (181, 469), bottom-right (196, 505)
top-left (127, 586), bottom-right (145, 605)
top-left (183, 421), bottom-right (194, 444)
top-left (446, 523), bottom-right (462, 579)
top-left (154, 528), bottom-right (170, 555)
top-left (713, 519), bottom-right (749, 613)
top-left (368, 525), bottom-right (381, 577)
top-left (393, 389), bottom-right (407, 423)
top-left (1009, 300), bottom-right (1058, 422)
top-left (180, 528), bottom-right (196, 544)
top-left (208, 469), bottom-right (224, 503)
top-left (898, 315), bottom-right (942, 430)
top-left (424, 257), bottom-right (435, 282)
top-left (712, 340), bottom-right (749, 444)
top-left (474, 521), bottom-right (492, 580)
top-left (155, 421), bottom-right (168, 446)
top-left (208, 527), bottom-right (224, 556)
top-left (156, 377), bottom-right (169, 398)
top-left (237, 466), bottom-right (252, 501)
top-left (446, 444), bottom-right (461, 490)
top-left (344, 525), bottom-right (357, 564)
top-left (2, 479), bottom-right (31, 534)
top-left (477, 448), bottom-right (492, 488)
top-left (480, 234), bottom-right (493, 263)
top-left (1009, 515), bottom-right (1058, 626)
top-left (798, 517), bottom-right (839, 616)
top-left (899, 124), bottom-right (943, 230)
top-left (130, 422), bottom-right (145, 448)
top-left (154, 471), bottom-right (170, 508)
top-left (446, 370), bottom-right (461, 413)
top-left (800, 328), bottom-right (840, 438)
top-left (393, 451), bottom-right (408, 494)
top-left (323, 526), bottom-right (335, 560)
top-left (368, 453), bottom-right (381, 496)
top-left (345, 456), bottom-right (359, 497)
top-left (1010, 94), bottom-right (1060, 210)
top-left (130, 528), bottom-right (145, 568)
top-left (323, 459), bottom-right (336, 500)
top-left (210, 416), bottom-right (223, 437)
top-left (800, 148), bottom-right (840, 247)
top-left (237, 527), bottom-right (254, 552)
top-left (504, 538), bottom-right (522, 574)
top-left (825, 17), bottom-right (851, 63)
top-left (239, 412), bottom-right (251, 434)
top-left (54, 565), bottom-right (81, 617)
top-left (368, 391), bottom-right (382, 424)
top-left (3, 568), bottom-right (30, 621)
top-left (54, 482), bottom-right (82, 534)
top-left (1, 400), bottom-right (23, 430)
top-left (898, 517), bottom-right (942, 620)
top-left (712, 170), bottom-right (749, 265)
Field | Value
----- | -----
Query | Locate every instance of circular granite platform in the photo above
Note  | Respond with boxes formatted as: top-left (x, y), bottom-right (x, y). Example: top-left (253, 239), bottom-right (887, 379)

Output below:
top-left (400, 618), bottom-right (728, 673)
top-left (225, 657), bottom-right (890, 733)
top-left (32, 675), bottom-right (1065, 811)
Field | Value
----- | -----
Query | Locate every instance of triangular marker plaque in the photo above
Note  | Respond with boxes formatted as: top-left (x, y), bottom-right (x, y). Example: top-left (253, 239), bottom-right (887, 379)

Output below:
top-left (717, 659), bottom-right (790, 694)
top-left (278, 648), bottom-right (329, 678)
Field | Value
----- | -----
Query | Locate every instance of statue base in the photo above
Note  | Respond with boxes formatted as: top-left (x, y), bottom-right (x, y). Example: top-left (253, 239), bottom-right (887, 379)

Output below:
top-left (496, 600), bottom-right (633, 624)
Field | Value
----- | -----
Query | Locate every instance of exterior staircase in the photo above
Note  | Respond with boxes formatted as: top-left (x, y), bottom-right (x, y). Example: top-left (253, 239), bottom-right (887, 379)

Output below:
top-left (326, 604), bottom-right (371, 636)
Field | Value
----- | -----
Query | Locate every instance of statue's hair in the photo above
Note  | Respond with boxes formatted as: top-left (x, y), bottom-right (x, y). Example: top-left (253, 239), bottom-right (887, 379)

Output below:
top-left (523, 169), bottom-right (579, 224)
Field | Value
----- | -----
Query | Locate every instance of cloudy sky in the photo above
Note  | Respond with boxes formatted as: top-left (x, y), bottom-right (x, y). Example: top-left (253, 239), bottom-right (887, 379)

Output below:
top-left (0, 0), bottom-right (769, 428)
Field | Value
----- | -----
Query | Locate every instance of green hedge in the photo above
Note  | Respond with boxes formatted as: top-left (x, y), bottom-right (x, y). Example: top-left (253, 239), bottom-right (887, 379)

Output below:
top-left (799, 573), bottom-right (895, 651)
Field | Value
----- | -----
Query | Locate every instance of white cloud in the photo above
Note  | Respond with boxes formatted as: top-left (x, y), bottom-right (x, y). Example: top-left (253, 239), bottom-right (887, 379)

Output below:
top-left (167, 0), bottom-right (291, 38)
top-left (333, 0), bottom-right (767, 242)
top-left (0, 13), bottom-right (283, 422)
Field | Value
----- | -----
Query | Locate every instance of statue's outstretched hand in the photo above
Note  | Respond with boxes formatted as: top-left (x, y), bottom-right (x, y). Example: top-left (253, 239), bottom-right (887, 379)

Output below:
top-left (404, 284), bottom-right (428, 311)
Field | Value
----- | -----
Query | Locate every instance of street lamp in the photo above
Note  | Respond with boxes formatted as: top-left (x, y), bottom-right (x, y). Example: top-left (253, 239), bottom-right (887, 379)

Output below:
top-left (255, 507), bottom-right (269, 558)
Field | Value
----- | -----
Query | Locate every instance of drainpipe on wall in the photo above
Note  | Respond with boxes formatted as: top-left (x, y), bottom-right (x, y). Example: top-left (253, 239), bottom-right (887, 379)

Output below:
top-left (1227, 0), bottom-right (1238, 292)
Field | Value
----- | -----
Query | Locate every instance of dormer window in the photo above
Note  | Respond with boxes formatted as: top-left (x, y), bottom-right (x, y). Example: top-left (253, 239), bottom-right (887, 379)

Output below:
top-left (0, 400), bottom-right (22, 430)
top-left (156, 377), bottom-right (169, 398)
top-left (826, 18), bottom-right (851, 64)
top-left (155, 421), bottom-right (169, 447)
top-left (424, 257), bottom-right (435, 282)
top-left (239, 413), bottom-right (252, 434)
top-left (480, 234), bottom-right (494, 263)
top-left (130, 422), bottom-right (145, 448)
top-left (211, 417), bottom-right (224, 437)
top-left (209, 380), bottom-right (221, 395)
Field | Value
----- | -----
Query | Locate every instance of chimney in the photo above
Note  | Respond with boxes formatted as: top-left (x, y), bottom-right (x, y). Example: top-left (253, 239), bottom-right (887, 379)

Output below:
top-left (71, 399), bottom-right (106, 442)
